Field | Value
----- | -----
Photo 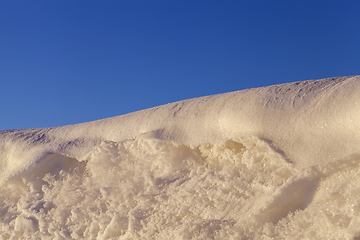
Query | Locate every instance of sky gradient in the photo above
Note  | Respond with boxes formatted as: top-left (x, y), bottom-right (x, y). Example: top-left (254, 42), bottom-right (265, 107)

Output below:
top-left (1, 0), bottom-right (359, 130)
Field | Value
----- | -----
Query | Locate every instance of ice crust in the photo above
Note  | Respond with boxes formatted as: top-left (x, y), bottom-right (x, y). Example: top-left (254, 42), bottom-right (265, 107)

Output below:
top-left (1, 76), bottom-right (360, 239)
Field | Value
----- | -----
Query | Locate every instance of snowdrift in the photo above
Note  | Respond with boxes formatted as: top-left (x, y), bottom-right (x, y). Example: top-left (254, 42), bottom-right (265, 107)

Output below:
top-left (1, 75), bottom-right (360, 239)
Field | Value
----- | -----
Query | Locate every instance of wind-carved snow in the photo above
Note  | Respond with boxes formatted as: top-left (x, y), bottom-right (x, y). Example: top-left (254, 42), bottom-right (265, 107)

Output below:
top-left (1, 76), bottom-right (360, 239)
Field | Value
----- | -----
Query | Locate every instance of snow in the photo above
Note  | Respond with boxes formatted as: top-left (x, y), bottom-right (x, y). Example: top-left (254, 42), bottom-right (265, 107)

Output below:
top-left (1, 75), bottom-right (360, 239)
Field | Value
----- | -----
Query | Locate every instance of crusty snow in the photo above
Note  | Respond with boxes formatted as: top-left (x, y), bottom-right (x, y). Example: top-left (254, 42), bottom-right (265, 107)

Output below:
top-left (1, 75), bottom-right (360, 239)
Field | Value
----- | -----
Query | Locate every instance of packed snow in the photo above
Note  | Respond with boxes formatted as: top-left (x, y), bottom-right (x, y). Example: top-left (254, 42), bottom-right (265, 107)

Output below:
top-left (1, 75), bottom-right (360, 239)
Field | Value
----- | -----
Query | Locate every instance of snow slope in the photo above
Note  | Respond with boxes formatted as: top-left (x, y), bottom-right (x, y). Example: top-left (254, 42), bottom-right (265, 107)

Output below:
top-left (1, 75), bottom-right (360, 239)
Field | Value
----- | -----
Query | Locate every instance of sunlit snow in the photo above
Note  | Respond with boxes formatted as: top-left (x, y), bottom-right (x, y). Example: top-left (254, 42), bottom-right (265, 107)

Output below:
top-left (1, 76), bottom-right (360, 239)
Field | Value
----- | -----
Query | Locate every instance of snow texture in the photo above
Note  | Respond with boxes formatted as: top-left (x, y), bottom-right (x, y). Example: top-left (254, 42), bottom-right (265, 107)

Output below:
top-left (1, 75), bottom-right (360, 239)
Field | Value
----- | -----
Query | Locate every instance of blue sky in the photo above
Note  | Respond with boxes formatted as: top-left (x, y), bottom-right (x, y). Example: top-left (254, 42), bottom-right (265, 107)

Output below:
top-left (1, 0), bottom-right (359, 130)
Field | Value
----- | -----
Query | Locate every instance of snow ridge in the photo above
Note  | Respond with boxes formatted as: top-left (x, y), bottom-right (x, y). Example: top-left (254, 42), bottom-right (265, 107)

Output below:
top-left (1, 75), bottom-right (360, 239)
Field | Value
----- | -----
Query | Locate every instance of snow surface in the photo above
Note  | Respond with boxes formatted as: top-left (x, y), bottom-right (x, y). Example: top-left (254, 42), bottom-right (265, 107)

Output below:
top-left (1, 75), bottom-right (360, 239)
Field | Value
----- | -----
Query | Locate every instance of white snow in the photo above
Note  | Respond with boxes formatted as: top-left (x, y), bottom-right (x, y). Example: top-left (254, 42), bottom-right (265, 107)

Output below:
top-left (1, 75), bottom-right (360, 239)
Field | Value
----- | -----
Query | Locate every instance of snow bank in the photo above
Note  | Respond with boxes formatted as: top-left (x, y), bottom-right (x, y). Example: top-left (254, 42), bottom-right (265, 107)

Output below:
top-left (1, 75), bottom-right (360, 239)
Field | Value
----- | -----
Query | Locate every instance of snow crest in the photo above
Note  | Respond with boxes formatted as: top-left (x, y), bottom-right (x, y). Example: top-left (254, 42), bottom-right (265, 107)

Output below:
top-left (1, 75), bottom-right (360, 239)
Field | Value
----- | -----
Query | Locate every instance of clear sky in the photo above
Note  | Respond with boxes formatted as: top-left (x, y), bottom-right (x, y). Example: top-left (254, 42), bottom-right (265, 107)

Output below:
top-left (1, 0), bottom-right (359, 130)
